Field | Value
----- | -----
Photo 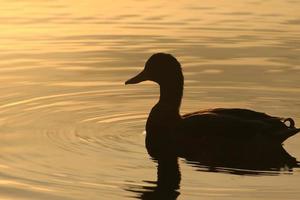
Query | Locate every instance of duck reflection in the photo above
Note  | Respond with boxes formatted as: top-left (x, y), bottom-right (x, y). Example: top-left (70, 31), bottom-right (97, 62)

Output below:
top-left (186, 143), bottom-right (299, 175)
top-left (127, 145), bottom-right (298, 200)
top-left (126, 157), bottom-right (181, 200)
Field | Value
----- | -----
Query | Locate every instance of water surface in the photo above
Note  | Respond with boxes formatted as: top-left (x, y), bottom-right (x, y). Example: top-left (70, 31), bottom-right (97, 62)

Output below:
top-left (0, 0), bottom-right (300, 199)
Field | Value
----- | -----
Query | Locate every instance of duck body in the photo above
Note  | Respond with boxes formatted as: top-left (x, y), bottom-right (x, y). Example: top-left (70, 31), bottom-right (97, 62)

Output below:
top-left (125, 53), bottom-right (300, 162)
top-left (146, 105), bottom-right (298, 161)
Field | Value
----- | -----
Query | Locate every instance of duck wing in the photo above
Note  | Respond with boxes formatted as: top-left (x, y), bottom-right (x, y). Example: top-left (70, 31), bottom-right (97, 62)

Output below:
top-left (184, 108), bottom-right (281, 122)
top-left (181, 108), bottom-right (299, 143)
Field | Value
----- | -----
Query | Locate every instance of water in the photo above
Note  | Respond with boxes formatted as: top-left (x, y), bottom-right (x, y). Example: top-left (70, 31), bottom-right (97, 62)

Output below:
top-left (0, 0), bottom-right (300, 199)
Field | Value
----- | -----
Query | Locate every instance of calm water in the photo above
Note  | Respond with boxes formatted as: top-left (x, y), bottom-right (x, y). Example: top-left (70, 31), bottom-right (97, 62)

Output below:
top-left (0, 0), bottom-right (300, 199)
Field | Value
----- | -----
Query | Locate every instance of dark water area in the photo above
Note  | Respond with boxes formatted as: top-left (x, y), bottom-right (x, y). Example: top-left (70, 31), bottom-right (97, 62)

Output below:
top-left (0, 0), bottom-right (300, 199)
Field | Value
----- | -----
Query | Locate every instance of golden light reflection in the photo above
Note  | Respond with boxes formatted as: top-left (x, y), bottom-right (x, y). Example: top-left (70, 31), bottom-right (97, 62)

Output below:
top-left (0, 1), bottom-right (299, 200)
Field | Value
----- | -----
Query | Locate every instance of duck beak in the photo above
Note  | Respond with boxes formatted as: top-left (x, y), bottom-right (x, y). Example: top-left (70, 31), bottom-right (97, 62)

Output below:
top-left (125, 70), bottom-right (148, 85)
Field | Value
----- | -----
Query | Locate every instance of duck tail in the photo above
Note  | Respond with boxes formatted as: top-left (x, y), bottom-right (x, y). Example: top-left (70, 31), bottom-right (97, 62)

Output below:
top-left (277, 118), bottom-right (299, 142)
top-left (283, 118), bottom-right (295, 128)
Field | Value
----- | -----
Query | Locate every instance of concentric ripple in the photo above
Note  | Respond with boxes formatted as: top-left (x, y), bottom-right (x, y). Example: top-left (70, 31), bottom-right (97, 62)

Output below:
top-left (0, 85), bottom-right (155, 199)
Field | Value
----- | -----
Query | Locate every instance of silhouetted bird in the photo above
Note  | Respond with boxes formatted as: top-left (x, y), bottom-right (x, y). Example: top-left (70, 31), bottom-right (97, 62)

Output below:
top-left (125, 53), bottom-right (300, 163)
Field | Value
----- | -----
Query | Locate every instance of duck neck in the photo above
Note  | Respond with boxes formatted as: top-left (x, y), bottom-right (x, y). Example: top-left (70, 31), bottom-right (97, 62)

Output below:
top-left (158, 80), bottom-right (183, 113)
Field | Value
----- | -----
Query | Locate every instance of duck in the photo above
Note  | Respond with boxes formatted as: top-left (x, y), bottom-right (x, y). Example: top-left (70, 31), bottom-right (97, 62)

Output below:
top-left (125, 53), bottom-right (300, 162)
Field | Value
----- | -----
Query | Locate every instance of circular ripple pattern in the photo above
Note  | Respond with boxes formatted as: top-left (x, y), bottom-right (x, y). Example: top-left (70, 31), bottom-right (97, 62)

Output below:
top-left (0, 85), bottom-right (157, 199)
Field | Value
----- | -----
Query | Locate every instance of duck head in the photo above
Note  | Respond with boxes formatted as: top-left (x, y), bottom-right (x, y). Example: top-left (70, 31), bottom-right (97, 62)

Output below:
top-left (125, 53), bottom-right (183, 86)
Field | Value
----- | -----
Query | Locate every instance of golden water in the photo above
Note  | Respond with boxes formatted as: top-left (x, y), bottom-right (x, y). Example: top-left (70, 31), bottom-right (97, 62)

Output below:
top-left (0, 0), bottom-right (300, 199)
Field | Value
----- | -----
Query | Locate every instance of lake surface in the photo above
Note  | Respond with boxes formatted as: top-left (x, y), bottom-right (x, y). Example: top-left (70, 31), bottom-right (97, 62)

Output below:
top-left (0, 0), bottom-right (300, 199)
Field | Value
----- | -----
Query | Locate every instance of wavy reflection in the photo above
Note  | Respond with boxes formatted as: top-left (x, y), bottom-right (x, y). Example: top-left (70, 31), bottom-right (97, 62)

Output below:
top-left (127, 144), bottom-right (299, 199)
top-left (186, 144), bottom-right (299, 175)
top-left (126, 157), bottom-right (180, 200)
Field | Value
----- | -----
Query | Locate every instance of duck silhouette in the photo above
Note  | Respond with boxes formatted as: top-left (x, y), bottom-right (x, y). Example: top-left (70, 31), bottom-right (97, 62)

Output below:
top-left (125, 53), bottom-right (300, 163)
